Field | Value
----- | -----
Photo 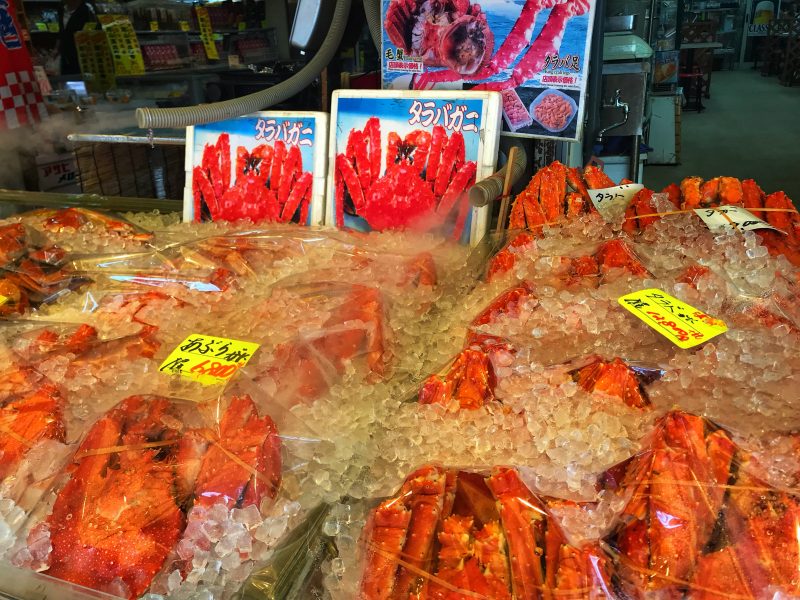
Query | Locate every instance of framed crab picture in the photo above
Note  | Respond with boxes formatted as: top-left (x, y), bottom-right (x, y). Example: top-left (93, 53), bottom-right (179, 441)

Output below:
top-left (327, 90), bottom-right (502, 246)
top-left (381, 0), bottom-right (597, 141)
top-left (184, 111), bottom-right (328, 224)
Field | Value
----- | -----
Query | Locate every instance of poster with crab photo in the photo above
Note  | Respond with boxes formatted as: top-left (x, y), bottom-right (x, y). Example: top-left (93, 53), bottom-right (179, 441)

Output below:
top-left (184, 112), bottom-right (328, 224)
top-left (328, 90), bottom-right (501, 246)
top-left (381, 0), bottom-right (596, 142)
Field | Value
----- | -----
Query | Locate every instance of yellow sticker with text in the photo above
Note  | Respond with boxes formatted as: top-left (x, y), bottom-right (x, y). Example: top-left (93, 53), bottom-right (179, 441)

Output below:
top-left (149, 21), bottom-right (159, 31)
top-left (47, 22), bottom-right (59, 32)
top-left (179, 21), bottom-right (190, 31)
top-left (159, 334), bottom-right (259, 386)
top-left (618, 288), bottom-right (727, 349)
top-left (0, 295), bottom-right (8, 307)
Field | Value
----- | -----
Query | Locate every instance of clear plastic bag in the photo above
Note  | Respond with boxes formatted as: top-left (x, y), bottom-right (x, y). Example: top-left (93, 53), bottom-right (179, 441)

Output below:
top-left (602, 410), bottom-right (800, 598)
top-left (356, 465), bottom-right (615, 599)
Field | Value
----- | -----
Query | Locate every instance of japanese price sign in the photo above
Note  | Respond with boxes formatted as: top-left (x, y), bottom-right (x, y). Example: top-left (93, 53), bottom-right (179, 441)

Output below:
top-left (589, 184), bottom-right (644, 221)
top-left (98, 15), bottom-right (144, 76)
top-left (381, 0), bottom-right (596, 141)
top-left (328, 90), bottom-right (502, 247)
top-left (694, 205), bottom-right (783, 234)
top-left (195, 7), bottom-right (219, 60)
top-left (184, 111), bottom-right (329, 225)
top-left (159, 334), bottom-right (259, 386)
top-left (618, 288), bottom-right (728, 349)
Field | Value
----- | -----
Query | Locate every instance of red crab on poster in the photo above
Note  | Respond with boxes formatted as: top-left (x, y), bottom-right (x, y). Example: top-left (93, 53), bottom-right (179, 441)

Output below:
top-left (384, 0), bottom-right (590, 91)
top-left (192, 133), bottom-right (314, 223)
top-left (335, 117), bottom-right (477, 239)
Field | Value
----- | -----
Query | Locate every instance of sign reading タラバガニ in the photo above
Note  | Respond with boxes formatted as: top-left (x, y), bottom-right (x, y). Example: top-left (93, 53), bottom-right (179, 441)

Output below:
top-left (693, 205), bottom-right (783, 234)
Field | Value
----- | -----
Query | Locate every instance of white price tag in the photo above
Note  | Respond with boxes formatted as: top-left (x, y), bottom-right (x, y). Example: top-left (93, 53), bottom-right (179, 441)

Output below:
top-left (590, 184), bottom-right (643, 221)
top-left (693, 206), bottom-right (783, 234)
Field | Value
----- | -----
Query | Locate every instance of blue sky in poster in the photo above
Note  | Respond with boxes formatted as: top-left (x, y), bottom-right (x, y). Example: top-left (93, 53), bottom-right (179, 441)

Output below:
top-left (382, 0), bottom-right (590, 88)
top-left (193, 117), bottom-right (316, 179)
top-left (335, 97), bottom-right (484, 163)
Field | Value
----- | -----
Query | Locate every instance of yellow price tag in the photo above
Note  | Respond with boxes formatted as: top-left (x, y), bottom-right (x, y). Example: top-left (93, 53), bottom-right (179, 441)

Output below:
top-left (149, 20), bottom-right (159, 31)
top-left (179, 21), bottom-right (190, 31)
top-left (618, 288), bottom-right (727, 349)
top-left (47, 22), bottom-right (59, 32)
top-left (0, 295), bottom-right (8, 307)
top-left (238, 22), bottom-right (246, 31)
top-left (159, 334), bottom-right (259, 386)
top-left (35, 22), bottom-right (47, 31)
top-left (83, 22), bottom-right (97, 31)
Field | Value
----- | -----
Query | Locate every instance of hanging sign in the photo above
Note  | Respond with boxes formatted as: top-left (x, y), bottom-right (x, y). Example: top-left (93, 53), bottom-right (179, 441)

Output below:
top-left (195, 7), bottom-right (219, 60)
top-left (98, 15), bottom-right (145, 76)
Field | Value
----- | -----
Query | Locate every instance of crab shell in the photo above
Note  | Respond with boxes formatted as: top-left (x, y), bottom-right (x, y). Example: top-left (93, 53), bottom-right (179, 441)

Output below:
top-left (440, 12), bottom-right (495, 75)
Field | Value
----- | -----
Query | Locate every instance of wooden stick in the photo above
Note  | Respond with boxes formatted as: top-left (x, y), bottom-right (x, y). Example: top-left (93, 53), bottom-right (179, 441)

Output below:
top-left (495, 146), bottom-right (518, 234)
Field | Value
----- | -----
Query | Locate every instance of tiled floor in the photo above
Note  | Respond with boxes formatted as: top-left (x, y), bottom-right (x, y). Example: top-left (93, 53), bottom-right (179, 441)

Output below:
top-left (644, 66), bottom-right (800, 199)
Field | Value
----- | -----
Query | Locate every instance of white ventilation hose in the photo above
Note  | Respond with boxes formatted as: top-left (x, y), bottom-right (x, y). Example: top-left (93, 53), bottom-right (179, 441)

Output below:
top-left (135, 0), bottom-right (352, 129)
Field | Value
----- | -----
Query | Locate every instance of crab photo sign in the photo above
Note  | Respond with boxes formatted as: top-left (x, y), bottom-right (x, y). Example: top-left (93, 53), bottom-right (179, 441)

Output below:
top-left (328, 90), bottom-right (502, 246)
top-left (184, 111), bottom-right (328, 224)
top-left (381, 0), bottom-right (596, 141)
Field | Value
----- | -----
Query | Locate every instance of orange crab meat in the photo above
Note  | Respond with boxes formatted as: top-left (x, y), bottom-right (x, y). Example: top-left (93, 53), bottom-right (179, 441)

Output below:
top-left (680, 176), bottom-right (704, 209)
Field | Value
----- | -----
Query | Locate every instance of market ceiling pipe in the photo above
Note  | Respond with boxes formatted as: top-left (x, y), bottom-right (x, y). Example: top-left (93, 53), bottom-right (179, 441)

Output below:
top-left (469, 145), bottom-right (527, 208)
top-left (363, 0), bottom-right (382, 51)
top-left (135, 0), bottom-right (352, 130)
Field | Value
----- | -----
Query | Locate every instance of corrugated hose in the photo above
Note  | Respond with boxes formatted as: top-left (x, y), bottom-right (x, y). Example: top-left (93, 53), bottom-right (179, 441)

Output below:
top-left (135, 0), bottom-right (352, 129)
top-left (469, 145), bottom-right (527, 207)
top-left (363, 0), bottom-right (382, 51)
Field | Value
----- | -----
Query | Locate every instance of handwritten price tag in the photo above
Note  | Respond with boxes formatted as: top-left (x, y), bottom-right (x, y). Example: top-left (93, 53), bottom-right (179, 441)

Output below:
top-left (618, 288), bottom-right (727, 349)
top-left (159, 334), bottom-right (259, 386)
top-left (590, 184), bottom-right (644, 221)
top-left (694, 206), bottom-right (783, 234)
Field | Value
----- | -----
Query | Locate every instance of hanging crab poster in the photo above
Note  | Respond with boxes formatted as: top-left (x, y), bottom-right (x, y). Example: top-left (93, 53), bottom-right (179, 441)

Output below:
top-left (328, 90), bottom-right (502, 246)
top-left (381, 0), bottom-right (596, 141)
top-left (184, 111), bottom-right (328, 224)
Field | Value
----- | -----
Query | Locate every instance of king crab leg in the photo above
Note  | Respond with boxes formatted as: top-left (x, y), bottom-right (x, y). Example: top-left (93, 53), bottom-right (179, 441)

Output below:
top-left (426, 126), bottom-right (446, 183)
top-left (280, 171), bottom-right (313, 223)
top-left (277, 145), bottom-right (303, 207)
top-left (474, 0), bottom-right (591, 91)
top-left (269, 140), bottom-right (286, 194)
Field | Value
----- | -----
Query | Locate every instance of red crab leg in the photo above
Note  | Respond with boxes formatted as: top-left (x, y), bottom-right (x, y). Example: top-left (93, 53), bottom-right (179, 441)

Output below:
top-left (281, 171), bottom-right (313, 223)
top-left (252, 144), bottom-right (274, 186)
top-left (718, 176), bottom-right (743, 205)
top-left (269, 141), bottom-right (286, 193)
top-left (434, 132), bottom-right (465, 198)
top-left (680, 176), bottom-right (703, 209)
top-left (202, 144), bottom-right (225, 201)
top-left (235, 146), bottom-right (249, 184)
top-left (700, 177), bottom-right (720, 207)
top-left (583, 165), bottom-right (615, 190)
top-left (216, 133), bottom-right (231, 191)
top-left (426, 126), bottom-right (446, 183)
top-left (391, 466), bottom-right (447, 598)
top-left (347, 129), bottom-right (372, 192)
top-left (360, 499), bottom-right (412, 600)
top-left (475, 0), bottom-right (590, 91)
top-left (661, 183), bottom-right (682, 208)
top-left (566, 166), bottom-right (590, 204)
top-left (334, 158), bottom-right (345, 227)
top-left (364, 117), bottom-right (381, 185)
top-left (336, 154), bottom-right (367, 215)
top-left (193, 166), bottom-right (220, 219)
top-left (413, 0), bottom-right (560, 89)
top-left (278, 145), bottom-right (303, 206)
top-left (299, 180), bottom-right (312, 224)
top-left (742, 179), bottom-right (765, 210)
top-left (387, 132), bottom-right (401, 173)
top-left (405, 130), bottom-right (432, 175)
top-left (486, 468), bottom-right (547, 600)
top-left (437, 161), bottom-right (477, 221)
